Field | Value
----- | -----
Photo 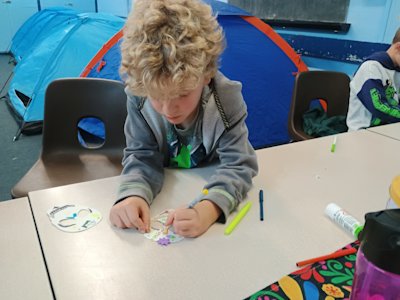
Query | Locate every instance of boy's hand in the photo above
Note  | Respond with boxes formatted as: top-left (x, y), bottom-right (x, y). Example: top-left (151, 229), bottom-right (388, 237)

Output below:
top-left (109, 196), bottom-right (150, 233)
top-left (165, 200), bottom-right (221, 237)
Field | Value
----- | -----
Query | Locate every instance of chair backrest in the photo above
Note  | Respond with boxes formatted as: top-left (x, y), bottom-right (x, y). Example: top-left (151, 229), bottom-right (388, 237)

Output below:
top-left (41, 77), bottom-right (127, 158)
top-left (288, 70), bottom-right (350, 141)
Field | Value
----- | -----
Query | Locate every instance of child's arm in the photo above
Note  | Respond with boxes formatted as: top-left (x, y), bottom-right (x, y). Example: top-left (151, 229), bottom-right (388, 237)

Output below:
top-left (200, 113), bottom-right (258, 224)
top-left (189, 73), bottom-right (258, 225)
top-left (353, 62), bottom-right (400, 125)
top-left (115, 95), bottom-right (165, 209)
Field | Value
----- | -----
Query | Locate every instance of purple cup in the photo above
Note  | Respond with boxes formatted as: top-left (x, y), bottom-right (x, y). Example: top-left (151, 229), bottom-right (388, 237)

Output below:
top-left (350, 209), bottom-right (400, 300)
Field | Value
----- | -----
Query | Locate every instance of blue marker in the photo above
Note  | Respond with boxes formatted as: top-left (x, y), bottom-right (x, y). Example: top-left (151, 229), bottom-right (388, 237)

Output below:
top-left (188, 189), bottom-right (209, 208)
top-left (259, 189), bottom-right (264, 221)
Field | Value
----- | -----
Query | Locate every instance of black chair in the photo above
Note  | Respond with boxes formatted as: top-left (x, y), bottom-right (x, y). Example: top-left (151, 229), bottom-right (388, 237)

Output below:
top-left (288, 70), bottom-right (350, 141)
top-left (11, 78), bottom-right (127, 198)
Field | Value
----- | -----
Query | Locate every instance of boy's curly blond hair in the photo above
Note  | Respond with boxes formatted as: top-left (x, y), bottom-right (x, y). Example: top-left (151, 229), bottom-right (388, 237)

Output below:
top-left (120, 0), bottom-right (225, 100)
top-left (393, 28), bottom-right (400, 44)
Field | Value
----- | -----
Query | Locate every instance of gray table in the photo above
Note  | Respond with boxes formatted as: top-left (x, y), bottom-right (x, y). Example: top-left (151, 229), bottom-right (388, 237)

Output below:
top-left (0, 198), bottom-right (53, 300)
top-left (29, 129), bottom-right (400, 299)
top-left (367, 122), bottom-right (400, 141)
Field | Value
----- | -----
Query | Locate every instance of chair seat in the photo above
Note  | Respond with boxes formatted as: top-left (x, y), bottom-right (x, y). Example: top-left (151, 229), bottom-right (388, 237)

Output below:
top-left (11, 154), bottom-right (123, 198)
top-left (11, 78), bottom-right (127, 198)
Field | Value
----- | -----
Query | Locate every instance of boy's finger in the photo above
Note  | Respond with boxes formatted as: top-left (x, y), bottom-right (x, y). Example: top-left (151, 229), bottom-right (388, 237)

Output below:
top-left (120, 209), bottom-right (135, 228)
top-left (174, 219), bottom-right (195, 231)
top-left (110, 208), bottom-right (124, 227)
top-left (175, 226), bottom-right (191, 237)
top-left (165, 211), bottom-right (175, 226)
top-left (125, 207), bottom-right (145, 231)
top-left (174, 208), bottom-right (195, 221)
top-left (140, 206), bottom-right (151, 232)
top-left (110, 213), bottom-right (123, 228)
top-left (135, 218), bottom-right (146, 232)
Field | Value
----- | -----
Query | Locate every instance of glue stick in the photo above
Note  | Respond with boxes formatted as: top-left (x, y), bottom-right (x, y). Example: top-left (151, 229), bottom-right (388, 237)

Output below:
top-left (325, 203), bottom-right (363, 239)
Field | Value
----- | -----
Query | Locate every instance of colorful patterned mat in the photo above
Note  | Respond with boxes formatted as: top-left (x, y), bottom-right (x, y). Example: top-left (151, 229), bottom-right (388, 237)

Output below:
top-left (246, 241), bottom-right (359, 300)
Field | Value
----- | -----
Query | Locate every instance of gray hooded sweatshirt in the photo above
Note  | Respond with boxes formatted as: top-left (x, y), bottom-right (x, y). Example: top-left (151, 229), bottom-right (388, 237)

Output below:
top-left (117, 72), bottom-right (258, 222)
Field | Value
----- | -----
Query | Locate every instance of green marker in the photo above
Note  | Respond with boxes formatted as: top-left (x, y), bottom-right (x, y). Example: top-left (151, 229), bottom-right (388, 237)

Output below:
top-left (331, 135), bottom-right (337, 153)
top-left (224, 202), bottom-right (252, 235)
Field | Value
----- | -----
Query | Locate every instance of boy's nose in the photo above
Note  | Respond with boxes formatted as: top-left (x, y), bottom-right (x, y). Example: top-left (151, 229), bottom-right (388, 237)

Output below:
top-left (163, 101), bottom-right (178, 115)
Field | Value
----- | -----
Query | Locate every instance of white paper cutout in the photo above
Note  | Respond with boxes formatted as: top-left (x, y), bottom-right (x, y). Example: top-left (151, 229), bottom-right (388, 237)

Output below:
top-left (144, 210), bottom-right (184, 246)
top-left (47, 205), bottom-right (102, 233)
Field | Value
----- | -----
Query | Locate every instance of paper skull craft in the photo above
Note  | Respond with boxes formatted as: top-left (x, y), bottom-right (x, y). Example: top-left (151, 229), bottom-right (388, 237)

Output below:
top-left (144, 210), bottom-right (184, 245)
top-left (47, 205), bottom-right (102, 233)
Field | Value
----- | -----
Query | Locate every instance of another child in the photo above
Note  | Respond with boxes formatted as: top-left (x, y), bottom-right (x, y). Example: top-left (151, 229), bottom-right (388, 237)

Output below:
top-left (347, 28), bottom-right (400, 131)
top-left (109, 0), bottom-right (258, 237)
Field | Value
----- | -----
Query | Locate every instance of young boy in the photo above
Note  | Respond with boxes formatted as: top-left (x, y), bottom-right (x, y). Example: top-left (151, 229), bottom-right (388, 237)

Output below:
top-left (347, 28), bottom-right (400, 131)
top-left (109, 0), bottom-right (258, 237)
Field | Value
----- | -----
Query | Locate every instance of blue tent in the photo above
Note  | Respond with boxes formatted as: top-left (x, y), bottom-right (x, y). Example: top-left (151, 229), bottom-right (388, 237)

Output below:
top-left (7, 12), bottom-right (125, 134)
top-left (10, 7), bottom-right (79, 63)
top-left (82, 0), bottom-right (308, 148)
top-left (81, 30), bottom-right (123, 82)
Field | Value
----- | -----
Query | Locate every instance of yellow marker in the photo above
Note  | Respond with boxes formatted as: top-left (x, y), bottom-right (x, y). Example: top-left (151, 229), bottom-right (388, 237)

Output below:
top-left (163, 225), bottom-right (169, 235)
top-left (224, 202), bottom-right (252, 235)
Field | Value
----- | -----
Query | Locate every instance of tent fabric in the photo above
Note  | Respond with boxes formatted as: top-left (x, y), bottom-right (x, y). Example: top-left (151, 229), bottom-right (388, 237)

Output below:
top-left (7, 12), bottom-right (125, 131)
top-left (10, 7), bottom-right (79, 63)
top-left (82, 0), bottom-right (308, 148)
top-left (81, 30), bottom-right (124, 81)
top-left (220, 15), bottom-right (308, 147)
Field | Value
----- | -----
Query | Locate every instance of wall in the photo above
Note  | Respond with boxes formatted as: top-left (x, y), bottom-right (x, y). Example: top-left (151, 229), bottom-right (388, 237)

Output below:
top-left (268, 0), bottom-right (400, 76)
top-left (2, 0), bottom-right (399, 75)
top-left (0, 0), bottom-right (39, 52)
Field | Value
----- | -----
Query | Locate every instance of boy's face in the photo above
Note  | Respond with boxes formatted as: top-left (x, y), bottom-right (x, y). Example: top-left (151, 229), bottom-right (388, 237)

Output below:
top-left (393, 43), bottom-right (400, 67)
top-left (148, 78), bottom-right (209, 128)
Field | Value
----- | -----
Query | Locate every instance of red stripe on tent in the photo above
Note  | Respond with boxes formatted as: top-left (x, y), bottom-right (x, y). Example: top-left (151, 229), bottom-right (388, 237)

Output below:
top-left (80, 29), bottom-right (124, 77)
top-left (241, 16), bottom-right (308, 73)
